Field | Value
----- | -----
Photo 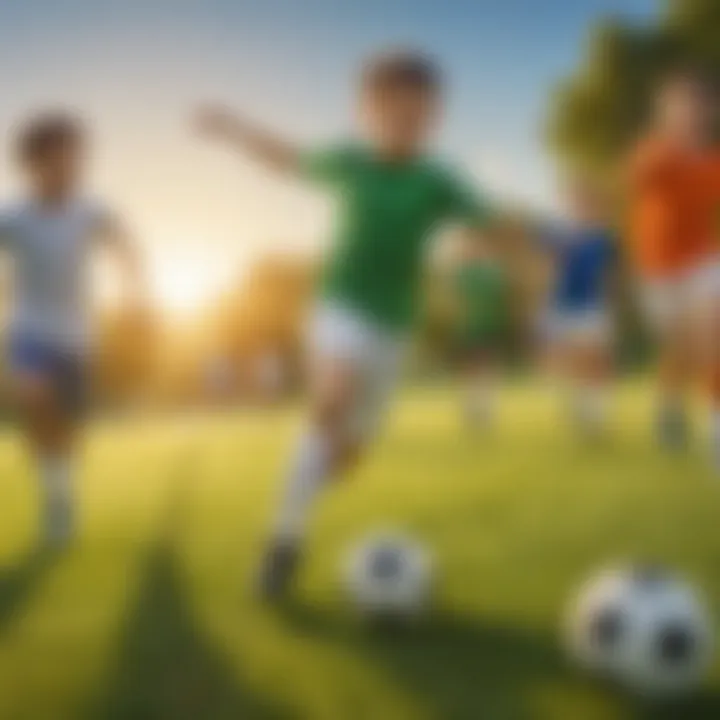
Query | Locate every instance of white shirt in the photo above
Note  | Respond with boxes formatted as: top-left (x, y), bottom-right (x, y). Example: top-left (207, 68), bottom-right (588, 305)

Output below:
top-left (0, 197), bottom-right (113, 349)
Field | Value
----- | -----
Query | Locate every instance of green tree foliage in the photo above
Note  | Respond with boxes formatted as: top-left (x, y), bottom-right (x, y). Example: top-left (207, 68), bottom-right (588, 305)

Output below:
top-left (548, 0), bottom-right (720, 168)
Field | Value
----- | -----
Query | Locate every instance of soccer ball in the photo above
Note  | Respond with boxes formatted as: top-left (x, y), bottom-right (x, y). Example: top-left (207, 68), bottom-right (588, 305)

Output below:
top-left (565, 565), bottom-right (715, 697)
top-left (344, 532), bottom-right (432, 619)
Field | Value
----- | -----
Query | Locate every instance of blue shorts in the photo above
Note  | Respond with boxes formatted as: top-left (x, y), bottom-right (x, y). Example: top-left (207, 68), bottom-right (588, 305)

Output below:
top-left (7, 333), bottom-right (87, 417)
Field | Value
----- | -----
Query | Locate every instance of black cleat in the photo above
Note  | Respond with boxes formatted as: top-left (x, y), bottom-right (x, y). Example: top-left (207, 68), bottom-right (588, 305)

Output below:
top-left (256, 540), bottom-right (301, 602)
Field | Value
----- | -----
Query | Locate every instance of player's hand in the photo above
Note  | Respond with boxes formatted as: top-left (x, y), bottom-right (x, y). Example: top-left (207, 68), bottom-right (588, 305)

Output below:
top-left (194, 105), bottom-right (239, 140)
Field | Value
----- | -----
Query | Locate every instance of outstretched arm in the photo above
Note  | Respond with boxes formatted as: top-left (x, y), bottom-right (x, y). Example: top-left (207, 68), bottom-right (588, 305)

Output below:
top-left (194, 105), bottom-right (301, 175)
top-left (441, 168), bottom-right (523, 254)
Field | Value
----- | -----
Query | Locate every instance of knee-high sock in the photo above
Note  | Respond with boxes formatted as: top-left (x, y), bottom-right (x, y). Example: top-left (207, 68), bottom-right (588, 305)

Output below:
top-left (39, 453), bottom-right (73, 535)
top-left (273, 429), bottom-right (332, 543)
top-left (567, 380), bottom-right (607, 430)
top-left (465, 377), bottom-right (495, 424)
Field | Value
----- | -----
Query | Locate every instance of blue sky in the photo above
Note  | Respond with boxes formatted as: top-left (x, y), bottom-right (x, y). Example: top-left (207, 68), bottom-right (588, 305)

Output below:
top-left (0, 0), bottom-right (659, 303)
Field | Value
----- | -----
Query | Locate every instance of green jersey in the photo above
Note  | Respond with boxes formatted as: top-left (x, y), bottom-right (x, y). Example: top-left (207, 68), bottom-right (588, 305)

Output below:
top-left (301, 145), bottom-right (490, 331)
top-left (453, 261), bottom-right (509, 344)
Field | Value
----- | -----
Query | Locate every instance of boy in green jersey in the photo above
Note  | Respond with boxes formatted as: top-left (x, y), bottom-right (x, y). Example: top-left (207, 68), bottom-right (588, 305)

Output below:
top-left (451, 234), bottom-right (509, 427)
top-left (196, 50), bottom-right (494, 598)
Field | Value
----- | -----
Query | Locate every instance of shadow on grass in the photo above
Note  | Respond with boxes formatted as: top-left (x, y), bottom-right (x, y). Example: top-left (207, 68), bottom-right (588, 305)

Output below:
top-left (630, 691), bottom-right (720, 720)
top-left (83, 481), bottom-right (286, 720)
top-left (279, 600), bottom-right (720, 720)
top-left (0, 546), bottom-right (56, 639)
top-left (279, 599), bottom-right (567, 719)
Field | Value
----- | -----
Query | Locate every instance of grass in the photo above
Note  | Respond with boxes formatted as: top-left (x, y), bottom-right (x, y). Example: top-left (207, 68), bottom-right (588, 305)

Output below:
top-left (0, 381), bottom-right (719, 719)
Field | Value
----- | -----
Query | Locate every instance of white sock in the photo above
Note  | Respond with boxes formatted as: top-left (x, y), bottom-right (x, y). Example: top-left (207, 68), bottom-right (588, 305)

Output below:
top-left (465, 380), bottom-right (494, 424)
top-left (564, 381), bottom-right (585, 425)
top-left (39, 454), bottom-right (73, 540)
top-left (273, 430), bottom-right (332, 544)
top-left (581, 385), bottom-right (608, 429)
top-left (566, 382), bottom-right (606, 433)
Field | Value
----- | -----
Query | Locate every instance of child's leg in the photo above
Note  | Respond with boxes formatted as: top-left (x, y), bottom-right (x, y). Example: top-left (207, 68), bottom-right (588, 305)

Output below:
top-left (462, 351), bottom-right (496, 427)
top-left (657, 332), bottom-right (692, 417)
top-left (562, 342), bottom-right (589, 428)
top-left (258, 304), bottom-right (368, 598)
top-left (687, 281), bottom-right (720, 469)
top-left (646, 286), bottom-right (692, 449)
top-left (560, 312), bottom-right (613, 435)
top-left (258, 357), bottom-right (369, 599)
top-left (706, 284), bottom-right (720, 470)
top-left (575, 341), bottom-right (612, 432)
top-left (259, 308), bottom-right (403, 599)
top-left (542, 315), bottom-right (576, 422)
top-left (273, 358), bottom-right (363, 544)
top-left (551, 323), bottom-right (590, 428)
top-left (12, 372), bottom-right (77, 545)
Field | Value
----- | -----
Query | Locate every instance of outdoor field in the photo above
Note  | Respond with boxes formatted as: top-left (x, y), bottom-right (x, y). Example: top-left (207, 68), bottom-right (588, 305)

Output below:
top-left (0, 382), bottom-right (719, 720)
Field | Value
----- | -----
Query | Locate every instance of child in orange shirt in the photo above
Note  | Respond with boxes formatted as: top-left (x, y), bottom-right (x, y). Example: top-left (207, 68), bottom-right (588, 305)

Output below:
top-left (628, 69), bottom-right (720, 467)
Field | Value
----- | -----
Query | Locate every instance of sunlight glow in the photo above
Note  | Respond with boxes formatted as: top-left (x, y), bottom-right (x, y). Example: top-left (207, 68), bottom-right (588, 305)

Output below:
top-left (152, 262), bottom-right (217, 316)
top-left (96, 242), bottom-right (244, 318)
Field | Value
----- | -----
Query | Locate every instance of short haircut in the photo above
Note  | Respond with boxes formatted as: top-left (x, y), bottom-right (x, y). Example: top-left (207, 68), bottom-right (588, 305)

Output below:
top-left (658, 63), bottom-right (717, 98)
top-left (361, 50), bottom-right (442, 95)
top-left (16, 111), bottom-right (85, 164)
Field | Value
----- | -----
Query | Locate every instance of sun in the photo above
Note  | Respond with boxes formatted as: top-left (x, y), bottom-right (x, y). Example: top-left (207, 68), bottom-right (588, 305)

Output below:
top-left (147, 245), bottom-right (244, 317)
top-left (152, 262), bottom-right (216, 316)
top-left (96, 244), bottom-right (241, 318)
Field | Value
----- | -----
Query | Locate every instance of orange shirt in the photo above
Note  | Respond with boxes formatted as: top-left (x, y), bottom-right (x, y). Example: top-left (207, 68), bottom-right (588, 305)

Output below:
top-left (628, 137), bottom-right (720, 278)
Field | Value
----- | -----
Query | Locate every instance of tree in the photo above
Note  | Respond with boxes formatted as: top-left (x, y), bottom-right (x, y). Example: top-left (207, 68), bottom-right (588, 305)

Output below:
top-left (548, 0), bottom-right (720, 169)
top-left (95, 305), bottom-right (160, 406)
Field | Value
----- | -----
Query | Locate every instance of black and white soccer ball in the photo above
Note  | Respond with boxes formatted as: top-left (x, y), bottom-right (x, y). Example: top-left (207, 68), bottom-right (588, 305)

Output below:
top-left (344, 532), bottom-right (432, 619)
top-left (565, 565), bottom-right (715, 697)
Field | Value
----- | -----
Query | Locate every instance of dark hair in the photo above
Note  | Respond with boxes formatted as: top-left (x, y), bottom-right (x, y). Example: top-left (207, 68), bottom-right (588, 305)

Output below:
top-left (362, 50), bottom-right (442, 95)
top-left (658, 63), bottom-right (718, 98)
top-left (16, 111), bottom-right (85, 164)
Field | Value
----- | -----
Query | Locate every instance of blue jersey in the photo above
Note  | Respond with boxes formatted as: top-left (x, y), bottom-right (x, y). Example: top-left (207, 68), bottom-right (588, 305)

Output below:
top-left (540, 226), bottom-right (615, 311)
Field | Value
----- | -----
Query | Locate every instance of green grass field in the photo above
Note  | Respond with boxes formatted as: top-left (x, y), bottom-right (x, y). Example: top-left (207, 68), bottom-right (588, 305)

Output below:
top-left (0, 382), bottom-right (719, 720)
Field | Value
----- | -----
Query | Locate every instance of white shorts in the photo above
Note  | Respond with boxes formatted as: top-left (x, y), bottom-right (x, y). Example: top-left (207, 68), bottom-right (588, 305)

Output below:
top-left (307, 303), bottom-right (406, 441)
top-left (639, 258), bottom-right (720, 336)
top-left (541, 307), bottom-right (613, 348)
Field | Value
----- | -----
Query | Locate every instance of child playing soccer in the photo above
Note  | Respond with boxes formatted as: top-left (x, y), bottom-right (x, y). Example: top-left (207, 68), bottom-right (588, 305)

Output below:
top-left (537, 178), bottom-right (616, 436)
top-left (628, 69), bottom-right (720, 465)
top-left (196, 50), bottom-right (495, 598)
top-left (1, 112), bottom-right (144, 547)
top-left (450, 233), bottom-right (510, 427)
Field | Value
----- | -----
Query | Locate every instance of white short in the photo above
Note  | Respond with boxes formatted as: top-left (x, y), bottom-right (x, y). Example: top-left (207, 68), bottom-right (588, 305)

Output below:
top-left (307, 303), bottom-right (406, 441)
top-left (541, 307), bottom-right (613, 348)
top-left (639, 258), bottom-right (720, 336)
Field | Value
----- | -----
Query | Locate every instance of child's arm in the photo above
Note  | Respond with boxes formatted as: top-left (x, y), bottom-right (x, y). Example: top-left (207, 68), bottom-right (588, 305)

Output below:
top-left (95, 211), bottom-right (147, 309)
top-left (440, 168), bottom-right (532, 260)
top-left (194, 105), bottom-right (301, 175)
